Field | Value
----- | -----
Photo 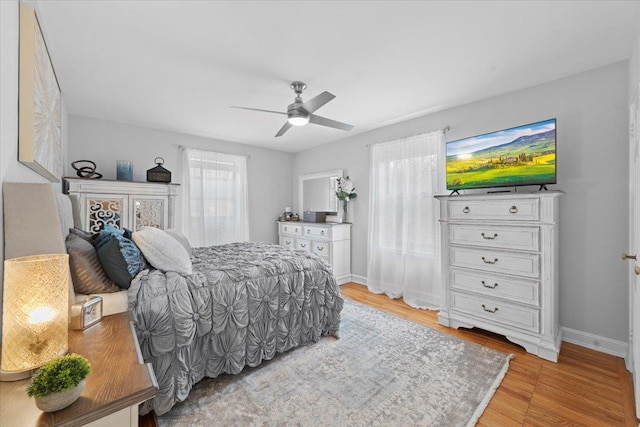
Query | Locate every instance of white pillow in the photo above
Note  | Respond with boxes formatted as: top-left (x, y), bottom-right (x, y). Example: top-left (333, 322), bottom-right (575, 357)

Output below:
top-left (132, 227), bottom-right (192, 275)
top-left (165, 228), bottom-right (192, 257)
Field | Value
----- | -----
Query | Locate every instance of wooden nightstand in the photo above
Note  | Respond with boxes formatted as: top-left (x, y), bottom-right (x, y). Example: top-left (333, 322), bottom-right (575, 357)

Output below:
top-left (0, 312), bottom-right (157, 426)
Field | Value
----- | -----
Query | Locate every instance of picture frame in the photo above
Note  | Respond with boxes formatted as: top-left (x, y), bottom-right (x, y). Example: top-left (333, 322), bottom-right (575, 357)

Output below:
top-left (18, 3), bottom-right (62, 182)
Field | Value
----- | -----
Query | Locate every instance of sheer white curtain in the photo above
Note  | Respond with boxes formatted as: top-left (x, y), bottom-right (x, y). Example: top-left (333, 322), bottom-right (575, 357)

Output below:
top-left (366, 130), bottom-right (445, 309)
top-left (181, 147), bottom-right (249, 247)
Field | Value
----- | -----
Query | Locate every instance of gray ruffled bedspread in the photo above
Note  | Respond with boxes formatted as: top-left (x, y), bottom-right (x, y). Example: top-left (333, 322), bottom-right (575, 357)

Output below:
top-left (128, 242), bottom-right (343, 415)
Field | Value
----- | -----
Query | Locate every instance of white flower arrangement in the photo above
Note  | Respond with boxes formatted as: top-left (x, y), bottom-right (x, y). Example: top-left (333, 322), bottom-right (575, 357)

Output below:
top-left (336, 177), bottom-right (358, 201)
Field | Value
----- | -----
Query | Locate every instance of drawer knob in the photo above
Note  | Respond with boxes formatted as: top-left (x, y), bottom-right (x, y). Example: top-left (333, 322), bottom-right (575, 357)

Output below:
top-left (295, 228), bottom-right (299, 232)
top-left (622, 253), bottom-right (637, 261)
top-left (509, 206), bottom-right (518, 214)
top-left (463, 206), bottom-right (470, 214)
top-left (481, 281), bottom-right (498, 289)
top-left (307, 229), bottom-right (311, 233)
top-left (317, 246), bottom-right (324, 251)
top-left (300, 243), bottom-right (306, 247)
top-left (481, 233), bottom-right (498, 240)
top-left (635, 266), bottom-right (640, 276)
top-left (481, 304), bottom-right (499, 313)
top-left (286, 240), bottom-right (291, 244)
top-left (321, 230), bottom-right (325, 235)
top-left (481, 256), bottom-right (498, 264)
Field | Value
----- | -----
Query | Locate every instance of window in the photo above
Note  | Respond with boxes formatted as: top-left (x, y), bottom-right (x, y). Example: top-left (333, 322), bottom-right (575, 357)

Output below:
top-left (181, 148), bottom-right (249, 246)
top-left (366, 130), bottom-right (444, 309)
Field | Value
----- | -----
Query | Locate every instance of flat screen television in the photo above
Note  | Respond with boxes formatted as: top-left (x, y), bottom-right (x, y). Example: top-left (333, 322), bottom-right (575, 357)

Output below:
top-left (446, 118), bottom-right (556, 191)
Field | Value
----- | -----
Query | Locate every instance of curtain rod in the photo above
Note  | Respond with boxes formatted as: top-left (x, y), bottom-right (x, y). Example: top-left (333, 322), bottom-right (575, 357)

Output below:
top-left (175, 144), bottom-right (251, 159)
top-left (365, 125), bottom-right (450, 148)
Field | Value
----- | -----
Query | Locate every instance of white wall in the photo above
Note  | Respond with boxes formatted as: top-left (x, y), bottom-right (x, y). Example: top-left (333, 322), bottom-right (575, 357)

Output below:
top-left (0, 0), bottom-right (69, 342)
top-left (67, 115), bottom-right (293, 244)
top-left (294, 61), bottom-right (629, 343)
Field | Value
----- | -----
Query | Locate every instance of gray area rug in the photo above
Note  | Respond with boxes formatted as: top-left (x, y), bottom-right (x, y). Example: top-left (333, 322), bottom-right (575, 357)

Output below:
top-left (158, 298), bottom-right (513, 427)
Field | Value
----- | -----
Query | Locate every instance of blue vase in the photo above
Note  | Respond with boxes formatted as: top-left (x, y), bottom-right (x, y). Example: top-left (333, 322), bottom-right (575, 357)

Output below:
top-left (116, 161), bottom-right (133, 181)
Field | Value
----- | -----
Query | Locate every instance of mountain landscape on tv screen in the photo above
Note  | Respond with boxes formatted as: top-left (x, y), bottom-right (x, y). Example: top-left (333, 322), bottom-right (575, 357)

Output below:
top-left (446, 129), bottom-right (556, 189)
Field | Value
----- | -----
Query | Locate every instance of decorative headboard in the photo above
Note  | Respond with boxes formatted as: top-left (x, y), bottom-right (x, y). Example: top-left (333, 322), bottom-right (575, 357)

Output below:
top-left (3, 182), bottom-right (128, 315)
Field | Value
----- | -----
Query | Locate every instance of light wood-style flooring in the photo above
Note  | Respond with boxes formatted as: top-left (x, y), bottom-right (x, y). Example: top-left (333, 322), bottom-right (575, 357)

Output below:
top-left (141, 282), bottom-right (639, 426)
top-left (341, 282), bottom-right (639, 426)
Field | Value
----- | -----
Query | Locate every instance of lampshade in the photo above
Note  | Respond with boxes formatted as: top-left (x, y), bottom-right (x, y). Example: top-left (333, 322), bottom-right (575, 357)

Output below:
top-left (1, 254), bottom-right (70, 381)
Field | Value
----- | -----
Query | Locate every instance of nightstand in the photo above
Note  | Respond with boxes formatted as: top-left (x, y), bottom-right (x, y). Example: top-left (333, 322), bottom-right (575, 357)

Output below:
top-left (0, 312), bottom-right (157, 426)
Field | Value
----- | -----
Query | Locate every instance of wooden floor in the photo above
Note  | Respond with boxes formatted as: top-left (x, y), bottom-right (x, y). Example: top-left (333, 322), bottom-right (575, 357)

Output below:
top-left (341, 282), bottom-right (639, 426)
top-left (141, 282), bottom-right (639, 426)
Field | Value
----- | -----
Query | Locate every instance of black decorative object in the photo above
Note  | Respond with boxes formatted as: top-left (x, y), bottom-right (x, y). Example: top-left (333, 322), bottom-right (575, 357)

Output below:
top-left (71, 160), bottom-right (102, 179)
top-left (146, 157), bottom-right (171, 183)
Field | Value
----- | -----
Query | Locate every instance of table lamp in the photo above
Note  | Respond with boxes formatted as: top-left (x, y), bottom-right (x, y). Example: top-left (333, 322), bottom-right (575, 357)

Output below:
top-left (0, 254), bottom-right (70, 381)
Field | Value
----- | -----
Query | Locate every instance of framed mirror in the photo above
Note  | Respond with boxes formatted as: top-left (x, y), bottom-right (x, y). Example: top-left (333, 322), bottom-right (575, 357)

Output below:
top-left (299, 169), bottom-right (343, 215)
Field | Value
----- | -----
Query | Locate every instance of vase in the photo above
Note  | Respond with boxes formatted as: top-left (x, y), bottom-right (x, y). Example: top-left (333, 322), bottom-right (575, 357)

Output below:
top-left (342, 200), bottom-right (349, 223)
top-left (35, 379), bottom-right (85, 412)
top-left (116, 160), bottom-right (133, 181)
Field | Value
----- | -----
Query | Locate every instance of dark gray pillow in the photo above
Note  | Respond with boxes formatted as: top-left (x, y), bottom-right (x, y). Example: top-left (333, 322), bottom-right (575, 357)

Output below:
top-left (93, 226), bottom-right (145, 289)
top-left (65, 233), bottom-right (121, 294)
top-left (69, 227), bottom-right (93, 242)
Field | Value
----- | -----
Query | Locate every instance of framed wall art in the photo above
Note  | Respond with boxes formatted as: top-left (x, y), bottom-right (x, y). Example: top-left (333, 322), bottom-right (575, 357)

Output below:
top-left (19, 2), bottom-right (62, 182)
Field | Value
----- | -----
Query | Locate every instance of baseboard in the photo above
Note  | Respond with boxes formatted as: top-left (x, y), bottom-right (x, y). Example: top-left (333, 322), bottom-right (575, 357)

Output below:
top-left (561, 327), bottom-right (628, 358)
top-left (335, 274), bottom-right (353, 286)
top-left (350, 274), bottom-right (367, 285)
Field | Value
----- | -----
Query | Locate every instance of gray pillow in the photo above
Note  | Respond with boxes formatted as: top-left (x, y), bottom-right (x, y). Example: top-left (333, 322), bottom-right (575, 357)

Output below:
top-left (165, 228), bottom-right (192, 257)
top-left (65, 233), bottom-right (121, 294)
top-left (132, 226), bottom-right (193, 275)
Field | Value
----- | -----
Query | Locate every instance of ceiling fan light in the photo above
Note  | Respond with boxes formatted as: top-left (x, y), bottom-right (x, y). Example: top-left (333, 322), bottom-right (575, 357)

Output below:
top-left (288, 116), bottom-right (310, 126)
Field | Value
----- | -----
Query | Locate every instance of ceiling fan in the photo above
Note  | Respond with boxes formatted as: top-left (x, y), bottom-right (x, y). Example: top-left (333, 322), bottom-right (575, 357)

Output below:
top-left (230, 81), bottom-right (354, 137)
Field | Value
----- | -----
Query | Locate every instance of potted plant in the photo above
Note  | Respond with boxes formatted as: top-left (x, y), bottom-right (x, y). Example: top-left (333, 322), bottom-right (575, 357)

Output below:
top-left (26, 353), bottom-right (91, 412)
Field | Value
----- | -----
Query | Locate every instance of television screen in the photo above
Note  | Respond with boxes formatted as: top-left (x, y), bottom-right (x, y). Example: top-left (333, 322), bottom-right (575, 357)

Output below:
top-left (446, 118), bottom-right (556, 190)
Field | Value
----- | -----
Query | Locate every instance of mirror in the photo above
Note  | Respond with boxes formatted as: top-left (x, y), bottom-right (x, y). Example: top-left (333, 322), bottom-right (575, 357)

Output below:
top-left (299, 170), bottom-right (343, 214)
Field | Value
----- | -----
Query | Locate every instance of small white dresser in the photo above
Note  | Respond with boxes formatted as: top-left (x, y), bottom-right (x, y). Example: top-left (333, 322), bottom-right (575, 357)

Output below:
top-left (435, 191), bottom-right (562, 362)
top-left (278, 221), bottom-right (351, 285)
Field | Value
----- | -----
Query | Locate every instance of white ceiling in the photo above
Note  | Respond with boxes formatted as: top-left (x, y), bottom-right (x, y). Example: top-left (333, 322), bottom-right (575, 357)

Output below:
top-left (36, 0), bottom-right (640, 153)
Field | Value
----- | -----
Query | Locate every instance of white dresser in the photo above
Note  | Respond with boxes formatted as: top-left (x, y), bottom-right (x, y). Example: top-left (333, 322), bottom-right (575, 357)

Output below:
top-left (64, 178), bottom-right (179, 233)
top-left (435, 191), bottom-right (562, 362)
top-left (278, 221), bottom-right (351, 285)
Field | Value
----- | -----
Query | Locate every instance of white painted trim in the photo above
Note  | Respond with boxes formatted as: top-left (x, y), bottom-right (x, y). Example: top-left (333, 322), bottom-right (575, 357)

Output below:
top-left (561, 326), bottom-right (628, 359)
top-left (350, 274), bottom-right (367, 285)
top-left (335, 274), bottom-right (352, 286)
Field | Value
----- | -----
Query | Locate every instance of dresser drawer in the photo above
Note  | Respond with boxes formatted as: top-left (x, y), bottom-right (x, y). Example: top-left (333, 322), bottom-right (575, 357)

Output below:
top-left (449, 198), bottom-right (539, 221)
top-left (312, 241), bottom-right (331, 257)
top-left (449, 247), bottom-right (540, 278)
top-left (279, 223), bottom-right (303, 236)
top-left (449, 224), bottom-right (539, 251)
top-left (451, 291), bottom-right (539, 333)
top-left (450, 269), bottom-right (539, 306)
top-left (295, 239), bottom-right (311, 253)
top-left (303, 225), bottom-right (330, 239)
top-left (279, 236), bottom-right (295, 249)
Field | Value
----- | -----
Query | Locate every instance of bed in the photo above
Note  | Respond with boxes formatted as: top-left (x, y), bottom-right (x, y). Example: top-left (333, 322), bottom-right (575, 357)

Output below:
top-left (2, 183), bottom-right (343, 416)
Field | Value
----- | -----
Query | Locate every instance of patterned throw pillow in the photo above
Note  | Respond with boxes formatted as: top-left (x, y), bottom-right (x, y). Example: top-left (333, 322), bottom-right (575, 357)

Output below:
top-left (93, 225), bottom-right (145, 289)
top-left (66, 233), bottom-right (121, 294)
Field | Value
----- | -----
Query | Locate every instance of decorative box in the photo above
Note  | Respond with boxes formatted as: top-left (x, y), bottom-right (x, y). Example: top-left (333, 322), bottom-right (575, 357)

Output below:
top-left (146, 157), bottom-right (171, 183)
top-left (303, 211), bottom-right (326, 223)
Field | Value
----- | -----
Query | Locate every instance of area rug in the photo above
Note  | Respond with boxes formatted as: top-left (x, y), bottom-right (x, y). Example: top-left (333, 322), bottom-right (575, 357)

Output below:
top-left (157, 298), bottom-right (513, 427)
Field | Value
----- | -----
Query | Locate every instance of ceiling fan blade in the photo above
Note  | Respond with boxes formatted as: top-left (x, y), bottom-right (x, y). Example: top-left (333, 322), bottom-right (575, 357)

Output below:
top-left (309, 114), bottom-right (354, 131)
top-left (275, 121), bottom-right (293, 137)
top-left (302, 91), bottom-right (335, 114)
top-left (230, 106), bottom-right (286, 115)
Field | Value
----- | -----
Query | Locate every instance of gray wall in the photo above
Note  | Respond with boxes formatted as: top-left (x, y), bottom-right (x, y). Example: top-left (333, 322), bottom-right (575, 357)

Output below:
top-left (0, 0), bottom-right (69, 343)
top-left (67, 115), bottom-right (293, 244)
top-left (294, 61), bottom-right (630, 343)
